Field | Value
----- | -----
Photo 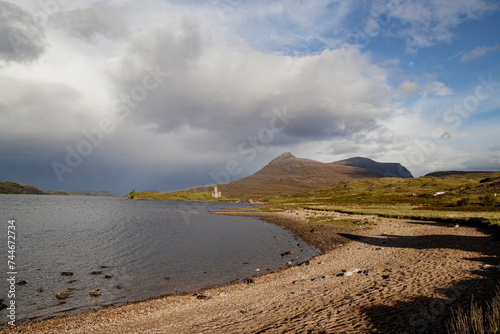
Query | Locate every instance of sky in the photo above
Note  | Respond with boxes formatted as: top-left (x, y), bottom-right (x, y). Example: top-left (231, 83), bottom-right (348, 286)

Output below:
top-left (0, 0), bottom-right (499, 193)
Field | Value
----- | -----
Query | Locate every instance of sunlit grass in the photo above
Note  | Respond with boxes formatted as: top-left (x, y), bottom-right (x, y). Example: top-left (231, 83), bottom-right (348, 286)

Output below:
top-left (297, 204), bottom-right (500, 227)
top-left (259, 173), bottom-right (500, 227)
top-left (130, 191), bottom-right (231, 202)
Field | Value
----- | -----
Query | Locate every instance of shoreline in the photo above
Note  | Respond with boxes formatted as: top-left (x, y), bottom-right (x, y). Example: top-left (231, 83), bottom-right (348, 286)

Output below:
top-left (2, 208), bottom-right (500, 333)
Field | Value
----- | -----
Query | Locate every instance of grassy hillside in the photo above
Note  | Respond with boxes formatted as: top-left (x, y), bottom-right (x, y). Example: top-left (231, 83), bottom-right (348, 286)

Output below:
top-left (265, 172), bottom-right (500, 227)
top-left (128, 190), bottom-right (231, 202)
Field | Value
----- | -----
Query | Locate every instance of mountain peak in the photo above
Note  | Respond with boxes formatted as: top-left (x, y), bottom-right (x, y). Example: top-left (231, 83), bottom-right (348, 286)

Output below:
top-left (269, 152), bottom-right (296, 164)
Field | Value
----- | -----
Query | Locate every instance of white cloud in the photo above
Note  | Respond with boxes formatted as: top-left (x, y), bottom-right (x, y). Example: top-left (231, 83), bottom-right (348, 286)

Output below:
top-left (460, 44), bottom-right (500, 62)
top-left (395, 80), bottom-right (419, 94)
top-left (372, 0), bottom-right (496, 51)
top-left (50, 8), bottom-right (130, 43)
top-left (422, 81), bottom-right (454, 97)
top-left (106, 21), bottom-right (393, 146)
top-left (174, 0), bottom-right (354, 54)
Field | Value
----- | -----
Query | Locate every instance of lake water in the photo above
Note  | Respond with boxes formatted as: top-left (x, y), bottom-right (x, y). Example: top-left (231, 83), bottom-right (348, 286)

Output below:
top-left (0, 195), bottom-right (318, 326)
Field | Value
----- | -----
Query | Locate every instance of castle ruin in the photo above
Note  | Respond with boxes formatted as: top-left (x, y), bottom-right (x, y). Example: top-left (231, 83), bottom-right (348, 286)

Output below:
top-left (212, 186), bottom-right (222, 198)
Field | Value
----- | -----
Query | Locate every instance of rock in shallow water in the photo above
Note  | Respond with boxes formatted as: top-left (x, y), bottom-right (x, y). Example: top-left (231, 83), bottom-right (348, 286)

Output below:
top-left (56, 292), bottom-right (68, 299)
top-left (89, 289), bottom-right (101, 296)
top-left (297, 260), bottom-right (310, 267)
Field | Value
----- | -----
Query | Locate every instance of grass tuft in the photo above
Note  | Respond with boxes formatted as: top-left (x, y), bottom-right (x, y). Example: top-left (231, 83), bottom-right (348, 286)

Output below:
top-left (448, 288), bottom-right (500, 334)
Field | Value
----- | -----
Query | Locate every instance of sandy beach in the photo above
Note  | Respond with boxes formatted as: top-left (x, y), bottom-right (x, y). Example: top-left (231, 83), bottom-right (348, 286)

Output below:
top-left (2, 208), bottom-right (500, 333)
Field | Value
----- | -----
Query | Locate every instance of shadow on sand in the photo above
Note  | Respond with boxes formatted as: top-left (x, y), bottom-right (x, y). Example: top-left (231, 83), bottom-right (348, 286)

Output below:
top-left (339, 223), bottom-right (500, 334)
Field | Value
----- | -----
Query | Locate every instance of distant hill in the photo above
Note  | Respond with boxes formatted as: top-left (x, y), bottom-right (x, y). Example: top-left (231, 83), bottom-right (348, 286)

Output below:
top-left (331, 157), bottom-right (413, 178)
top-left (425, 171), bottom-right (496, 178)
top-left (423, 171), bottom-right (500, 194)
top-left (0, 181), bottom-right (45, 194)
top-left (183, 153), bottom-right (413, 198)
top-left (0, 181), bottom-right (124, 196)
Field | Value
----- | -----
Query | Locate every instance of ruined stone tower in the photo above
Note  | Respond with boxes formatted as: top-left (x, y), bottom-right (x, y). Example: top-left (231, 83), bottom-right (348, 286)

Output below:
top-left (211, 186), bottom-right (222, 198)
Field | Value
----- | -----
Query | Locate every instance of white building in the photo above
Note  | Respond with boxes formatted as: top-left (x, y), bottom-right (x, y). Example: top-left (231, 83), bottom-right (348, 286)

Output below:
top-left (212, 186), bottom-right (222, 198)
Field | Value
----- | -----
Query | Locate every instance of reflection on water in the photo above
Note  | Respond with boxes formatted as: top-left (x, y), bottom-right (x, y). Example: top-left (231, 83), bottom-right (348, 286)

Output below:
top-left (0, 195), bottom-right (318, 326)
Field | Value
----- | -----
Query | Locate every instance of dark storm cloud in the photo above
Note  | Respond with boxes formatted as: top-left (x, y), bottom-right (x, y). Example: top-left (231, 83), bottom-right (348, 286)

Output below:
top-left (0, 75), bottom-right (89, 140)
top-left (0, 0), bottom-right (497, 193)
top-left (0, 0), bottom-right (46, 62)
top-left (0, 4), bottom-right (397, 193)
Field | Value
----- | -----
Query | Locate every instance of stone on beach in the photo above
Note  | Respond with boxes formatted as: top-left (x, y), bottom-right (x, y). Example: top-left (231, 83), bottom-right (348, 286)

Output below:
top-left (196, 294), bottom-right (212, 300)
top-left (343, 267), bottom-right (360, 277)
top-left (482, 264), bottom-right (500, 270)
top-left (293, 278), bottom-right (308, 284)
top-left (243, 278), bottom-right (255, 285)
top-left (312, 275), bottom-right (329, 282)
